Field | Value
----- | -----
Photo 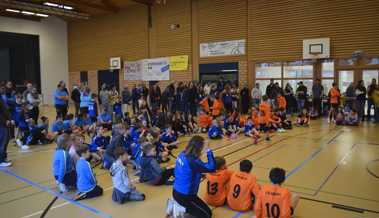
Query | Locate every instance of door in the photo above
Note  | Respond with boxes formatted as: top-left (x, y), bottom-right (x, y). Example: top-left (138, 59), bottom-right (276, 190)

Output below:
top-left (338, 70), bottom-right (354, 94)
top-left (97, 69), bottom-right (120, 92)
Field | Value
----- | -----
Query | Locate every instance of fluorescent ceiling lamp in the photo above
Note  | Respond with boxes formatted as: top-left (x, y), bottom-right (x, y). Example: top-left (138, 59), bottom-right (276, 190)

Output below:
top-left (221, 69), bottom-right (238, 72)
top-left (5, 8), bottom-right (20, 13)
top-left (36, 13), bottom-right (49, 17)
top-left (63, 6), bottom-right (73, 10)
top-left (44, 2), bottom-right (73, 10)
top-left (44, 2), bottom-right (59, 7)
top-left (21, 11), bottom-right (35, 15)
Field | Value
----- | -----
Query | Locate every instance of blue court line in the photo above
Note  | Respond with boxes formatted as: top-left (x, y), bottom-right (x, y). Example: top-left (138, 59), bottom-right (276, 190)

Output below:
top-left (230, 130), bottom-right (343, 218)
top-left (0, 168), bottom-right (112, 218)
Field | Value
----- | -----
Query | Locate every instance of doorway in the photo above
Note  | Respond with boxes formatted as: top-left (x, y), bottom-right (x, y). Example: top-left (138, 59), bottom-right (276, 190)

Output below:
top-left (97, 69), bottom-right (120, 92)
top-left (199, 62), bottom-right (238, 86)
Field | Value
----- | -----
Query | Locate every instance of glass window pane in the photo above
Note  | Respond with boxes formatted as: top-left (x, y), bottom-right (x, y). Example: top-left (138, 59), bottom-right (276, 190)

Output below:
top-left (283, 61), bottom-right (313, 78)
top-left (362, 70), bottom-right (379, 88)
top-left (338, 70), bottom-right (354, 93)
top-left (322, 60), bottom-right (334, 78)
top-left (255, 80), bottom-right (281, 96)
top-left (283, 79), bottom-right (313, 95)
top-left (255, 62), bottom-right (282, 78)
top-left (322, 79), bottom-right (334, 95)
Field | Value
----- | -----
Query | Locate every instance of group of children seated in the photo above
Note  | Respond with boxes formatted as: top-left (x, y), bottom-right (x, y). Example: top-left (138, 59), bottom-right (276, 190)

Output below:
top-left (200, 95), bottom-right (309, 144)
top-left (204, 157), bottom-right (299, 216)
top-left (335, 106), bottom-right (359, 126)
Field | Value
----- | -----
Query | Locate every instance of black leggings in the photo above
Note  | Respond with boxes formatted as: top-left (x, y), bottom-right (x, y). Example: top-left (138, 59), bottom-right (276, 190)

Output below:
top-left (173, 190), bottom-right (212, 218)
top-left (77, 185), bottom-right (103, 200)
top-left (155, 168), bottom-right (174, 185)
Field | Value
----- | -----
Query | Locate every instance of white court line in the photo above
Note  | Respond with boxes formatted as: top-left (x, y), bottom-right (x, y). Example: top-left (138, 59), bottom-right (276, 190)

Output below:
top-left (19, 178), bottom-right (140, 218)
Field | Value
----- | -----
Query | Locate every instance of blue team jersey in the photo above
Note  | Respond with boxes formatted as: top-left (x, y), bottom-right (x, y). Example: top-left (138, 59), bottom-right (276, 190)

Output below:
top-left (63, 120), bottom-right (72, 130)
top-left (244, 123), bottom-right (254, 134)
top-left (98, 113), bottom-right (111, 123)
top-left (208, 125), bottom-right (223, 138)
top-left (74, 117), bottom-right (92, 127)
top-left (89, 136), bottom-right (110, 152)
top-left (52, 121), bottom-right (65, 132)
top-left (113, 103), bottom-right (122, 115)
top-left (88, 101), bottom-right (96, 118)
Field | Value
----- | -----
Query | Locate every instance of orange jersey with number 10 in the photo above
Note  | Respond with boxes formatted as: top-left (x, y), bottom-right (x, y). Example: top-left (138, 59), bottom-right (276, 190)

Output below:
top-left (254, 184), bottom-right (292, 218)
top-left (227, 172), bottom-right (260, 211)
top-left (204, 169), bottom-right (233, 207)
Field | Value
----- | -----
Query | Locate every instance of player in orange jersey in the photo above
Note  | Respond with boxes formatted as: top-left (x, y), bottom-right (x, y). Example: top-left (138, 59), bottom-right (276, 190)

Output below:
top-left (254, 168), bottom-right (300, 218)
top-left (226, 160), bottom-right (260, 211)
top-left (204, 157), bottom-right (233, 207)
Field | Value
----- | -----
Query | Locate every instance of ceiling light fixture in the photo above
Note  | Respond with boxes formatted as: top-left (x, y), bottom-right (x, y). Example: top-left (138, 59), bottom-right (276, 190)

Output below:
top-left (21, 11), bottom-right (35, 15)
top-left (35, 13), bottom-right (49, 17)
top-left (5, 8), bottom-right (20, 13)
top-left (44, 2), bottom-right (73, 10)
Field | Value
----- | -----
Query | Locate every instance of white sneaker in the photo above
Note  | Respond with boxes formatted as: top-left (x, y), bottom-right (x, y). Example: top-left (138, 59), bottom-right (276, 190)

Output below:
top-left (20, 145), bottom-right (30, 151)
top-left (0, 161), bottom-right (12, 167)
top-left (58, 183), bottom-right (68, 193)
top-left (16, 139), bottom-right (23, 147)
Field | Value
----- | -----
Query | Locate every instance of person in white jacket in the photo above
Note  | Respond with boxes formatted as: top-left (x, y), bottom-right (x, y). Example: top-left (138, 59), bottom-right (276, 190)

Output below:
top-left (251, 83), bottom-right (262, 108)
top-left (110, 147), bottom-right (145, 204)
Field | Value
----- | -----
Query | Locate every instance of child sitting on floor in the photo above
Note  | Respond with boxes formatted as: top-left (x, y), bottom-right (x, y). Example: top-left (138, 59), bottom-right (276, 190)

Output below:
top-left (254, 168), bottom-right (300, 218)
top-left (110, 146), bottom-right (145, 204)
top-left (204, 157), bottom-right (233, 207)
top-left (208, 119), bottom-right (223, 139)
top-left (296, 109), bottom-right (310, 127)
top-left (98, 108), bottom-right (112, 130)
top-left (76, 145), bottom-right (103, 200)
top-left (244, 117), bottom-right (260, 144)
top-left (344, 108), bottom-right (359, 126)
top-left (258, 111), bottom-right (271, 141)
top-left (227, 160), bottom-right (260, 212)
top-left (335, 108), bottom-right (345, 126)
top-left (140, 142), bottom-right (175, 186)
top-left (89, 126), bottom-right (110, 163)
top-left (53, 134), bottom-right (77, 193)
top-left (198, 110), bottom-right (212, 133)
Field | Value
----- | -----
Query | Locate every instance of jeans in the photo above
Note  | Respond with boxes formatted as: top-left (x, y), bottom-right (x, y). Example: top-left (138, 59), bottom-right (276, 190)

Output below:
top-left (0, 127), bottom-right (9, 163)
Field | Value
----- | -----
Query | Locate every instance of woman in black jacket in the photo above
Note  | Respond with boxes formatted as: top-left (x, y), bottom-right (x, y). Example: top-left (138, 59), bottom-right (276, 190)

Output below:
top-left (0, 99), bottom-right (12, 167)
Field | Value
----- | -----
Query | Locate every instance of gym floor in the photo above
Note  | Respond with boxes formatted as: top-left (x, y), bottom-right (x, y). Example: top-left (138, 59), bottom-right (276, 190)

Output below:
top-left (0, 106), bottom-right (378, 218)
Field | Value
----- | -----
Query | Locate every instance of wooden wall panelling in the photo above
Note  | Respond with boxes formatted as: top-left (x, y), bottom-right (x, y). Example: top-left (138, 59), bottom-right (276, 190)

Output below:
top-left (248, 0), bottom-right (379, 62)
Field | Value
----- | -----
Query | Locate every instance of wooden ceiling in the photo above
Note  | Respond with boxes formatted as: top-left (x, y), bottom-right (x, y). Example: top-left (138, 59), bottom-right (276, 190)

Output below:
top-left (0, 0), bottom-right (161, 21)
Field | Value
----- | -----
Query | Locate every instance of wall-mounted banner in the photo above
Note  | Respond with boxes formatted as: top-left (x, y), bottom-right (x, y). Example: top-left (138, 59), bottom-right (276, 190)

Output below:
top-left (169, 55), bottom-right (189, 71)
top-left (142, 57), bottom-right (170, 81)
top-left (200, 39), bottom-right (246, 57)
top-left (124, 60), bottom-right (143, 81)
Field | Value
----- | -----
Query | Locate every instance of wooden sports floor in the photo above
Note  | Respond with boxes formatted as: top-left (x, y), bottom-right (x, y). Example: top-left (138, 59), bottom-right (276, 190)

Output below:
top-left (1, 106), bottom-right (378, 218)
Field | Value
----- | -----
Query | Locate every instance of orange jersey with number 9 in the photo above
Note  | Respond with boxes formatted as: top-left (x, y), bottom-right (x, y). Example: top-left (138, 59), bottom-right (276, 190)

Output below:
top-left (254, 184), bottom-right (292, 218)
top-left (227, 172), bottom-right (260, 211)
top-left (204, 169), bottom-right (233, 207)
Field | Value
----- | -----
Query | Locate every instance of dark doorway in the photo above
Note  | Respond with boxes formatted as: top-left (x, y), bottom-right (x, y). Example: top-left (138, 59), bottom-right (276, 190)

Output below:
top-left (97, 69), bottom-right (120, 92)
top-left (199, 62), bottom-right (238, 86)
top-left (0, 31), bottom-right (40, 92)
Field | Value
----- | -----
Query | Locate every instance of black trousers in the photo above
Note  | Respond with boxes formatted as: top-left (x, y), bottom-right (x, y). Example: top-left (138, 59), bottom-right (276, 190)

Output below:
top-left (154, 168), bottom-right (174, 185)
top-left (29, 106), bottom-right (39, 123)
top-left (173, 190), bottom-right (212, 218)
top-left (77, 185), bottom-right (103, 200)
top-left (55, 104), bottom-right (68, 118)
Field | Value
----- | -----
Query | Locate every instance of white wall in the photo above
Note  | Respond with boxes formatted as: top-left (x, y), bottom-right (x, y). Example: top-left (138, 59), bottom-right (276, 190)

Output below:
top-left (0, 16), bottom-right (68, 104)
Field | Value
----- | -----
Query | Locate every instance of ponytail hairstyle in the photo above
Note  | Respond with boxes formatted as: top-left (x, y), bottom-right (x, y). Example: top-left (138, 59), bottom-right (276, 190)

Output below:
top-left (185, 135), bottom-right (205, 158)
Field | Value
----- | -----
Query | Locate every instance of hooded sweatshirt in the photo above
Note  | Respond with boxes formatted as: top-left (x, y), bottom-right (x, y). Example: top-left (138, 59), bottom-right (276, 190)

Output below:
top-left (110, 159), bottom-right (132, 194)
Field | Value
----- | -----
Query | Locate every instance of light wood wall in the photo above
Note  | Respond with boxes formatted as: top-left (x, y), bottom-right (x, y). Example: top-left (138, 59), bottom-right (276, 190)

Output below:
top-left (68, 0), bottom-right (379, 92)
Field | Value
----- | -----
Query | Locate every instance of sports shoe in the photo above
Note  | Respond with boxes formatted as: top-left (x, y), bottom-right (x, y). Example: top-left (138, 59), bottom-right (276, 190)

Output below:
top-left (16, 139), bottom-right (23, 147)
top-left (20, 145), bottom-right (30, 152)
top-left (0, 161), bottom-right (12, 167)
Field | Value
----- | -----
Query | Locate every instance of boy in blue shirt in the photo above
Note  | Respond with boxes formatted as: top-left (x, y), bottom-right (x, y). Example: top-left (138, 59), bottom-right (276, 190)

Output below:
top-left (208, 119), bottom-right (223, 139)
top-left (89, 126), bottom-right (110, 162)
top-left (110, 146), bottom-right (145, 204)
top-left (88, 94), bottom-right (98, 124)
top-left (76, 145), bottom-right (103, 200)
top-left (52, 134), bottom-right (76, 193)
top-left (98, 108), bottom-right (112, 130)
top-left (52, 115), bottom-right (65, 136)
top-left (113, 97), bottom-right (123, 123)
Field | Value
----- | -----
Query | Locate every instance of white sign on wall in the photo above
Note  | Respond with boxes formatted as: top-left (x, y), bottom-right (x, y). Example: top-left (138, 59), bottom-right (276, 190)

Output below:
top-left (200, 39), bottom-right (246, 57)
top-left (110, 57), bottom-right (121, 69)
top-left (303, 38), bottom-right (330, 59)
top-left (142, 57), bottom-right (170, 81)
top-left (124, 60), bottom-right (143, 80)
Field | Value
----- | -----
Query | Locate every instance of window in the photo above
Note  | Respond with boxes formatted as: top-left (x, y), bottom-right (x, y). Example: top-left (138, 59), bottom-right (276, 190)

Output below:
top-left (338, 70), bottom-right (354, 93)
top-left (255, 80), bottom-right (281, 95)
top-left (322, 79), bottom-right (334, 95)
top-left (283, 79), bottom-right (313, 94)
top-left (283, 61), bottom-right (313, 78)
top-left (255, 62), bottom-right (282, 78)
top-left (362, 70), bottom-right (379, 88)
top-left (321, 60), bottom-right (334, 78)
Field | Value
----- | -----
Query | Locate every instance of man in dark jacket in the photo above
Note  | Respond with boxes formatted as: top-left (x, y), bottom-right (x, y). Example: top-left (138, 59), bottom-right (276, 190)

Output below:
top-left (312, 79), bottom-right (324, 116)
top-left (71, 85), bottom-right (81, 117)
top-left (0, 99), bottom-right (12, 167)
top-left (121, 86), bottom-right (131, 116)
top-left (266, 79), bottom-right (276, 106)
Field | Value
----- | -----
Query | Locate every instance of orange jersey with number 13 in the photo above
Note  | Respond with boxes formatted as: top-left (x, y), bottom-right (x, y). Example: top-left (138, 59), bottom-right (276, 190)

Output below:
top-left (204, 169), bottom-right (233, 207)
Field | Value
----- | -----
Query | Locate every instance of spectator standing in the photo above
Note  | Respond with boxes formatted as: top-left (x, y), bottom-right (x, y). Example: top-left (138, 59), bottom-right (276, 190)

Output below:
top-left (251, 83), bottom-right (262, 108)
top-left (284, 83), bottom-right (296, 115)
top-left (345, 82), bottom-right (356, 110)
top-left (99, 84), bottom-right (110, 114)
top-left (0, 99), bottom-right (12, 167)
top-left (312, 79), bottom-right (324, 116)
top-left (296, 81), bottom-right (307, 112)
top-left (266, 79), bottom-right (276, 107)
top-left (355, 80), bottom-right (366, 121)
top-left (71, 85), bottom-right (81, 117)
top-left (54, 81), bottom-right (69, 118)
top-left (240, 84), bottom-right (250, 114)
top-left (131, 84), bottom-right (140, 114)
top-left (367, 79), bottom-right (377, 121)
top-left (26, 88), bottom-right (41, 123)
top-left (121, 86), bottom-right (131, 115)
